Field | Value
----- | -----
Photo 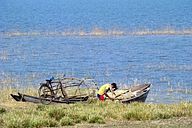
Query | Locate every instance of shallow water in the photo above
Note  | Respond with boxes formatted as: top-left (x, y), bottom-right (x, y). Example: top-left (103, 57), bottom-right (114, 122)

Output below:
top-left (0, 0), bottom-right (192, 103)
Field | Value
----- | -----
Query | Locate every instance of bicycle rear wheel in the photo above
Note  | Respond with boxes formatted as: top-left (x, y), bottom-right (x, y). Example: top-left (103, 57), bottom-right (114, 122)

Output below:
top-left (38, 84), bottom-right (53, 105)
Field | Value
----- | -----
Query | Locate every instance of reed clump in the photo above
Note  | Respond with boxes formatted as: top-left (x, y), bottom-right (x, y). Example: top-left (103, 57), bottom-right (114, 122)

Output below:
top-left (0, 107), bottom-right (6, 114)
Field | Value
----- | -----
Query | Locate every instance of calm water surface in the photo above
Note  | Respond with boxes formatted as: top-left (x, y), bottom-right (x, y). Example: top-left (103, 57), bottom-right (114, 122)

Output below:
top-left (0, 0), bottom-right (192, 103)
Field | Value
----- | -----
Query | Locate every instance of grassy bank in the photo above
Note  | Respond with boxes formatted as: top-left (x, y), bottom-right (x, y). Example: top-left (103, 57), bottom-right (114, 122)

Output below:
top-left (0, 87), bottom-right (192, 128)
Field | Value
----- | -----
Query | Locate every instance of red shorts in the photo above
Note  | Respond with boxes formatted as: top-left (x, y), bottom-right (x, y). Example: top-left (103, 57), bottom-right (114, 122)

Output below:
top-left (97, 94), bottom-right (105, 101)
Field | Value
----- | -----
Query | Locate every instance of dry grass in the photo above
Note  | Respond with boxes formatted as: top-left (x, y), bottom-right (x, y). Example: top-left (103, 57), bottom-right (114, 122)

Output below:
top-left (0, 87), bottom-right (192, 127)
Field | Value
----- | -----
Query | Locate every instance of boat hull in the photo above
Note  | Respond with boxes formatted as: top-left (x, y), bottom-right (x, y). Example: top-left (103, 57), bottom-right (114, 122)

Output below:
top-left (10, 93), bottom-right (89, 104)
top-left (121, 84), bottom-right (151, 104)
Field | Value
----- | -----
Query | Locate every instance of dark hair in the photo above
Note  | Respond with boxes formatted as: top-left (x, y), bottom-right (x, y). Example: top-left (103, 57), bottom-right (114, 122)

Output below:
top-left (111, 83), bottom-right (118, 90)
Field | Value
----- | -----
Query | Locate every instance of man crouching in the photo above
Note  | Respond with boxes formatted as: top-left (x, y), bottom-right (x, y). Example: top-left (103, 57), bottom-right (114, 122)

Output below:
top-left (97, 83), bottom-right (118, 101)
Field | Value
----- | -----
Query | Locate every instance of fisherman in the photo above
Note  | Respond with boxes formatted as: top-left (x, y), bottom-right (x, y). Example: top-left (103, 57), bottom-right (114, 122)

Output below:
top-left (97, 83), bottom-right (118, 101)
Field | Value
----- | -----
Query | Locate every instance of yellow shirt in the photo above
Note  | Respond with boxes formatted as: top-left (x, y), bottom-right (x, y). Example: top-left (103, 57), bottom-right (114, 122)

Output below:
top-left (97, 83), bottom-right (111, 95)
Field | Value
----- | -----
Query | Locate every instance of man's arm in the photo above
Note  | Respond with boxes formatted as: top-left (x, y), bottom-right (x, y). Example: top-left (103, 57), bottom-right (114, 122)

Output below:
top-left (104, 93), bottom-right (114, 101)
top-left (110, 87), bottom-right (116, 96)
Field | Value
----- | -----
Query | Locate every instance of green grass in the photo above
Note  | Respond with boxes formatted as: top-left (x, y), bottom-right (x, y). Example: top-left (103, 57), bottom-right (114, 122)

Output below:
top-left (0, 107), bottom-right (6, 114)
top-left (1, 102), bottom-right (192, 127)
top-left (0, 87), bottom-right (192, 127)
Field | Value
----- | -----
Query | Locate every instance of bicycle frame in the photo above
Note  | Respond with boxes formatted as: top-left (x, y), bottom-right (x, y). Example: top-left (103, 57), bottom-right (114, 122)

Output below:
top-left (38, 76), bottom-right (98, 104)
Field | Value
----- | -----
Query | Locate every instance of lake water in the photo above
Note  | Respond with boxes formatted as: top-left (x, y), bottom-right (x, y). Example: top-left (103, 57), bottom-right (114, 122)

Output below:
top-left (0, 0), bottom-right (192, 103)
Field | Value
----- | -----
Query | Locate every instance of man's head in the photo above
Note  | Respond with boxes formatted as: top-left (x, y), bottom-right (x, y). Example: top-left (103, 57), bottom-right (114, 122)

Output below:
top-left (111, 83), bottom-right (118, 91)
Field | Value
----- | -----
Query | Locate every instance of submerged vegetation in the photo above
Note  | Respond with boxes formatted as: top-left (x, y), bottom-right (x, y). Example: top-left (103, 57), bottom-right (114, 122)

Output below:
top-left (2, 27), bottom-right (192, 37)
top-left (0, 87), bottom-right (192, 127)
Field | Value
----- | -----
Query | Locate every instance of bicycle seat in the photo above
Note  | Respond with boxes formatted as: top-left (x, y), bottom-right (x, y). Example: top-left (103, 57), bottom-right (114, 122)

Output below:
top-left (46, 76), bottom-right (54, 82)
top-left (46, 79), bottom-right (51, 82)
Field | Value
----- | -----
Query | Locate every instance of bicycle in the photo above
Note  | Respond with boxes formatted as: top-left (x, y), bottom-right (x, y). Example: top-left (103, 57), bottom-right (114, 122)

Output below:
top-left (38, 76), bottom-right (98, 104)
top-left (38, 77), bottom-right (67, 104)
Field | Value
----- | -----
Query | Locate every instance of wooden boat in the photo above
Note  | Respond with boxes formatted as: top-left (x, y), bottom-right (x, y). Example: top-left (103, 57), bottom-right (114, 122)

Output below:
top-left (10, 93), bottom-right (89, 104)
top-left (11, 84), bottom-right (150, 104)
top-left (108, 83), bottom-right (151, 103)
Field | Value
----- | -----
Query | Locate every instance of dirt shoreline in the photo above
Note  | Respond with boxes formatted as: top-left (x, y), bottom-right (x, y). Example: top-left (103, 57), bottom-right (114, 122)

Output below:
top-left (63, 117), bottom-right (192, 128)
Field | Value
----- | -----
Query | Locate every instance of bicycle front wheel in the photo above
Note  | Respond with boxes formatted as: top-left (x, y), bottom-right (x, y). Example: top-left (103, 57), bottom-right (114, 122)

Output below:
top-left (38, 84), bottom-right (53, 105)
